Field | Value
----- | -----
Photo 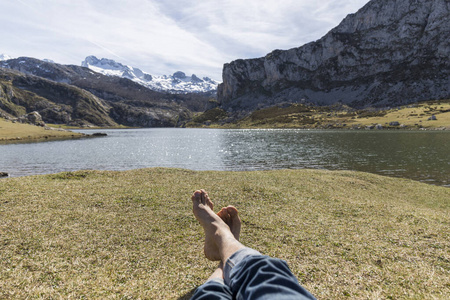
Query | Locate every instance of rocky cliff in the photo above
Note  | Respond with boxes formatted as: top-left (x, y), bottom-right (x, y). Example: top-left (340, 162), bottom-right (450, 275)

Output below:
top-left (218, 0), bottom-right (450, 111)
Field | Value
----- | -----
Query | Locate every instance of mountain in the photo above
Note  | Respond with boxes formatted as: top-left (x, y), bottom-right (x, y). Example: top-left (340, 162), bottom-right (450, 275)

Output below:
top-left (0, 67), bottom-right (118, 126)
top-left (0, 57), bottom-right (212, 127)
top-left (0, 54), bottom-right (12, 61)
top-left (82, 56), bottom-right (219, 94)
top-left (218, 0), bottom-right (450, 112)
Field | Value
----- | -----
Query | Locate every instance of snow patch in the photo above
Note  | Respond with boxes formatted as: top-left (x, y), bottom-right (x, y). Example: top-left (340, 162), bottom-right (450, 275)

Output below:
top-left (0, 54), bottom-right (12, 61)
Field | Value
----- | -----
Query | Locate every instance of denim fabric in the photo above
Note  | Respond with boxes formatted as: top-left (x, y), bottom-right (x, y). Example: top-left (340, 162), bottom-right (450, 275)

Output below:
top-left (224, 247), bottom-right (262, 283)
top-left (191, 279), bottom-right (232, 299)
top-left (192, 248), bottom-right (316, 300)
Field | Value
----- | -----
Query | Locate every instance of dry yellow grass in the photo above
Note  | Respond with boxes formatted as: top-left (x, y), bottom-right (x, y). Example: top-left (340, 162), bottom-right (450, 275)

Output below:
top-left (0, 168), bottom-right (449, 299)
top-left (352, 100), bottom-right (450, 129)
top-left (202, 99), bottom-right (450, 130)
top-left (0, 118), bottom-right (84, 142)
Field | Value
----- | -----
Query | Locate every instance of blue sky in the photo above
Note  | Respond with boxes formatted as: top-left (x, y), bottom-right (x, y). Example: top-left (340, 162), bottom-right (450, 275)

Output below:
top-left (1, 0), bottom-right (369, 80)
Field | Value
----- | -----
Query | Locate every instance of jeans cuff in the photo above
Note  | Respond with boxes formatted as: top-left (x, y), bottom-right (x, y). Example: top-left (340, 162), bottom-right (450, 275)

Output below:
top-left (205, 278), bottom-right (225, 285)
top-left (224, 247), bottom-right (261, 286)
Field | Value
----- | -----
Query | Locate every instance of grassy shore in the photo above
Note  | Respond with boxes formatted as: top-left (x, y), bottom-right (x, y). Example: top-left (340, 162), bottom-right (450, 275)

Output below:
top-left (0, 168), bottom-right (448, 299)
top-left (0, 118), bottom-right (84, 142)
top-left (188, 99), bottom-right (450, 129)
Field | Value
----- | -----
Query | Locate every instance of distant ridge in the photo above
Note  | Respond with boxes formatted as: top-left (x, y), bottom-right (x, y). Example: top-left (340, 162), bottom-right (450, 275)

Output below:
top-left (82, 56), bottom-right (219, 94)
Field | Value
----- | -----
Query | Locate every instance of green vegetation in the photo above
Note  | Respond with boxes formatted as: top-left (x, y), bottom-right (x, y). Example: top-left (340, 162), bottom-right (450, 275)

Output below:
top-left (186, 107), bottom-right (228, 126)
top-left (0, 117), bottom-right (84, 142)
top-left (1, 168), bottom-right (448, 299)
top-left (0, 71), bottom-right (118, 127)
top-left (189, 99), bottom-right (450, 130)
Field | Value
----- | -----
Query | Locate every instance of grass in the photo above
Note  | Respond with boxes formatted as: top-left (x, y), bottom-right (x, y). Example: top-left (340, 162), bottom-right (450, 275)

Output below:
top-left (0, 118), bottom-right (84, 142)
top-left (0, 168), bottom-right (449, 299)
top-left (191, 99), bottom-right (450, 130)
top-left (46, 124), bottom-right (132, 130)
top-left (353, 100), bottom-right (450, 129)
top-left (186, 108), bottom-right (228, 126)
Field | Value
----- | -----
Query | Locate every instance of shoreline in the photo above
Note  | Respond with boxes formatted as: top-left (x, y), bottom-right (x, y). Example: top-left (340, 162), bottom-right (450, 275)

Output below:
top-left (0, 131), bottom-right (109, 144)
top-left (0, 133), bottom-right (86, 143)
top-left (195, 124), bottom-right (450, 130)
top-left (0, 117), bottom-right (112, 144)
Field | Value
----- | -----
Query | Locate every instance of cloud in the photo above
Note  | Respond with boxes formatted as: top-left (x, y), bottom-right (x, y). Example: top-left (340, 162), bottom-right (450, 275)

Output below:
top-left (0, 0), bottom-right (369, 80)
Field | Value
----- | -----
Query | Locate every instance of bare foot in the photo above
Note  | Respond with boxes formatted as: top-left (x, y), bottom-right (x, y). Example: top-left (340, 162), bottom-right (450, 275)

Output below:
top-left (217, 206), bottom-right (241, 241)
top-left (192, 189), bottom-right (231, 261)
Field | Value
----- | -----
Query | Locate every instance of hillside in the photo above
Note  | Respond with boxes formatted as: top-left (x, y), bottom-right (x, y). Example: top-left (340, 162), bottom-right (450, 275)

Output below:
top-left (0, 68), bottom-right (118, 127)
top-left (0, 58), bottom-right (212, 127)
top-left (188, 99), bottom-right (450, 129)
top-left (218, 0), bottom-right (450, 112)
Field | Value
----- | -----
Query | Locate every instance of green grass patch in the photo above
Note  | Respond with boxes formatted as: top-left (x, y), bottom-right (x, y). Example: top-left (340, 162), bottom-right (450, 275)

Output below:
top-left (187, 108), bottom-right (228, 127)
top-left (0, 168), bottom-right (449, 299)
top-left (0, 117), bottom-right (84, 142)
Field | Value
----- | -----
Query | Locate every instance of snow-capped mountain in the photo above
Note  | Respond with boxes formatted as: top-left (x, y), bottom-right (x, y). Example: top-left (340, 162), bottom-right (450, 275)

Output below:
top-left (0, 54), bottom-right (13, 61)
top-left (81, 56), bottom-right (219, 94)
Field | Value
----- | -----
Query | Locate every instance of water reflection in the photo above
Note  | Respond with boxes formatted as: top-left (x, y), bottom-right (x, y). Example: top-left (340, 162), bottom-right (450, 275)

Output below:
top-left (0, 128), bottom-right (448, 186)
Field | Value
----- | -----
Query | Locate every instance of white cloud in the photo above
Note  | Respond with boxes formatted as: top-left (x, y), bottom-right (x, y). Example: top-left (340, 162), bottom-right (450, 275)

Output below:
top-left (0, 0), bottom-right (369, 80)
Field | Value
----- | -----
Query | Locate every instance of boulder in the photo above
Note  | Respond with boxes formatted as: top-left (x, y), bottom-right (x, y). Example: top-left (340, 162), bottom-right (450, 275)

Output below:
top-left (91, 132), bottom-right (108, 136)
top-left (19, 111), bottom-right (46, 126)
top-left (0, 172), bottom-right (8, 177)
top-left (428, 115), bottom-right (437, 120)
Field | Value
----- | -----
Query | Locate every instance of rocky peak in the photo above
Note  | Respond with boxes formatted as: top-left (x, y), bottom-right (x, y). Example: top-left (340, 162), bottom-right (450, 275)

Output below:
top-left (191, 74), bottom-right (203, 83)
top-left (0, 57), bottom-right (75, 83)
top-left (82, 56), bottom-right (125, 70)
top-left (173, 71), bottom-right (186, 79)
top-left (82, 55), bottom-right (108, 67)
top-left (218, 0), bottom-right (450, 111)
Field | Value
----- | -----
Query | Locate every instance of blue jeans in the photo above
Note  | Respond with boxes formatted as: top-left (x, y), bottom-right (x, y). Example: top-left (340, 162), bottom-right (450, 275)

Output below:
top-left (191, 248), bottom-right (316, 300)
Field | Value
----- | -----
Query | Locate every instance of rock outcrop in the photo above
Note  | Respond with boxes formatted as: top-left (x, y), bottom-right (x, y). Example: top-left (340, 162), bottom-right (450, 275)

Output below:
top-left (218, 0), bottom-right (450, 111)
top-left (19, 111), bottom-right (45, 126)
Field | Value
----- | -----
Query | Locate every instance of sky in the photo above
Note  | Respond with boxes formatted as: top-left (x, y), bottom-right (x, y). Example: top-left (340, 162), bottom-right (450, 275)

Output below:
top-left (1, 0), bottom-right (370, 80)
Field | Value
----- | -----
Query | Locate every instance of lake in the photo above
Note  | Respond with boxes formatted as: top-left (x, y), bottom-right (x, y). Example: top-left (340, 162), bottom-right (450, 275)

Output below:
top-left (0, 128), bottom-right (449, 187)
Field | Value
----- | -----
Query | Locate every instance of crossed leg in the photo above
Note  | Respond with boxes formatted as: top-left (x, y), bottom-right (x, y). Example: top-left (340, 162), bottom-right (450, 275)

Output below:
top-left (191, 189), bottom-right (316, 300)
top-left (191, 189), bottom-right (244, 262)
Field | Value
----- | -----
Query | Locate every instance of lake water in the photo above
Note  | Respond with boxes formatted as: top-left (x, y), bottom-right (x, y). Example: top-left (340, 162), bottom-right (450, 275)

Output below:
top-left (0, 128), bottom-right (449, 187)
